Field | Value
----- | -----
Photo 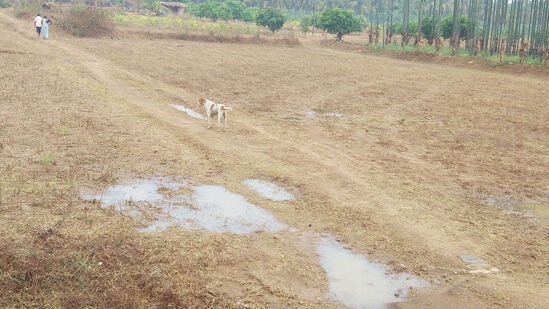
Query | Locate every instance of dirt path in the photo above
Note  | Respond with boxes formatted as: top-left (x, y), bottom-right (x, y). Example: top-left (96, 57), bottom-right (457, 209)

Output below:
top-left (1, 9), bottom-right (548, 308)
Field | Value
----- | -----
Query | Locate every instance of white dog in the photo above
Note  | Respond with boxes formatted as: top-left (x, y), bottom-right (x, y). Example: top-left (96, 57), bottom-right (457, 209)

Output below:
top-left (198, 97), bottom-right (232, 130)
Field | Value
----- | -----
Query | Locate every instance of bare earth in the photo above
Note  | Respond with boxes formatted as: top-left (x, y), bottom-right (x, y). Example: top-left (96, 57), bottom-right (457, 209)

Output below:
top-left (1, 9), bottom-right (548, 308)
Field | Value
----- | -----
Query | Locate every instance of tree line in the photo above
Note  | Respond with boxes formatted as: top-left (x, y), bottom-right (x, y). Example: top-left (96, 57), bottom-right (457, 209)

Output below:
top-left (181, 0), bottom-right (548, 58)
top-left (65, 0), bottom-right (549, 59)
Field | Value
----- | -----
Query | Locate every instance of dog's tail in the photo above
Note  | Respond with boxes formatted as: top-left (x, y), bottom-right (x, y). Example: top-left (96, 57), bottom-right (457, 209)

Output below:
top-left (221, 106), bottom-right (232, 111)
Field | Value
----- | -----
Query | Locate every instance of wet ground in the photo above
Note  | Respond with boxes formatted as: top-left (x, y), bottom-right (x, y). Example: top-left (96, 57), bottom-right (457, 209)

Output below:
top-left (82, 178), bottom-right (429, 308)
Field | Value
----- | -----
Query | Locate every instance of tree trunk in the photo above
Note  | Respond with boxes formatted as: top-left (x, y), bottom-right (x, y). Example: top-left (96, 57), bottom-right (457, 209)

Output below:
top-left (401, 0), bottom-right (410, 47)
top-left (450, 0), bottom-right (461, 54)
top-left (414, 0), bottom-right (424, 47)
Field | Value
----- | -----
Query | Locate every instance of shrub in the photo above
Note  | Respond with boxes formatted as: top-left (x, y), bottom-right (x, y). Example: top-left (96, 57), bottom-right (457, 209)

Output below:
top-left (241, 7), bottom-right (258, 23)
top-left (300, 15), bottom-right (310, 34)
top-left (58, 5), bottom-right (115, 38)
top-left (255, 7), bottom-right (286, 33)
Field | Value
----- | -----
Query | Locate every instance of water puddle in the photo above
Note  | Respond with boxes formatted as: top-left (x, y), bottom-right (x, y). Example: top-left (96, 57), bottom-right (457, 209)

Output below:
top-left (172, 104), bottom-right (205, 120)
top-left (82, 178), bottom-right (433, 307)
top-left (82, 178), bottom-right (288, 234)
top-left (484, 195), bottom-right (548, 227)
top-left (81, 178), bottom-right (179, 207)
top-left (317, 236), bottom-right (429, 309)
top-left (243, 179), bottom-right (295, 201)
top-left (306, 110), bottom-right (343, 118)
top-left (181, 185), bottom-right (288, 234)
top-left (459, 255), bottom-right (500, 274)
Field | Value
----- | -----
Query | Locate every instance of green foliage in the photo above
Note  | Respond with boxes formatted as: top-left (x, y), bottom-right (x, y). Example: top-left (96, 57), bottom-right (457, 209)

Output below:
top-left (300, 15), bottom-right (310, 33)
top-left (310, 12), bottom-right (323, 28)
top-left (190, 1), bottom-right (233, 22)
top-left (0, 0), bottom-right (12, 8)
top-left (421, 17), bottom-right (435, 41)
top-left (215, 2), bottom-right (233, 21)
top-left (241, 7), bottom-right (259, 23)
top-left (255, 7), bottom-right (286, 33)
top-left (188, 0), bottom-right (259, 23)
top-left (319, 8), bottom-right (362, 40)
top-left (440, 14), bottom-right (467, 40)
top-left (391, 22), bottom-right (418, 36)
top-left (58, 5), bottom-right (115, 38)
top-left (299, 12), bottom-right (322, 33)
top-left (225, 0), bottom-right (246, 20)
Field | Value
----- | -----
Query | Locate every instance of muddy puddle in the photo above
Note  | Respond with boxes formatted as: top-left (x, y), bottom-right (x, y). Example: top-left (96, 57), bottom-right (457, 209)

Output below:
top-left (82, 177), bottom-right (430, 308)
top-left (484, 195), bottom-right (549, 227)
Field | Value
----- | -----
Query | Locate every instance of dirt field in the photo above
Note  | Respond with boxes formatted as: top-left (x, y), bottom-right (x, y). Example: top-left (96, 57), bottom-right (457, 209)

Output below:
top-left (1, 8), bottom-right (548, 308)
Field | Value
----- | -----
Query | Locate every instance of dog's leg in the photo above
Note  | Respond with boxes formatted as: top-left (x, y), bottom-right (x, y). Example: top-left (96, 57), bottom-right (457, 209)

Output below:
top-left (217, 111), bottom-right (223, 130)
top-left (206, 103), bottom-right (214, 129)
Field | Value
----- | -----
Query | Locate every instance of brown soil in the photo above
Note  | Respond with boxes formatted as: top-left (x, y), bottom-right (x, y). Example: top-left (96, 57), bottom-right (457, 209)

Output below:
top-left (1, 8), bottom-right (548, 308)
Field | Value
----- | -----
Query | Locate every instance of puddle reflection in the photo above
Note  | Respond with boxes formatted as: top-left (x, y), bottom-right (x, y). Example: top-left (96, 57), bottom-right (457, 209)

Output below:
top-left (82, 178), bottom-right (287, 234)
top-left (317, 236), bottom-right (429, 309)
top-left (179, 185), bottom-right (288, 234)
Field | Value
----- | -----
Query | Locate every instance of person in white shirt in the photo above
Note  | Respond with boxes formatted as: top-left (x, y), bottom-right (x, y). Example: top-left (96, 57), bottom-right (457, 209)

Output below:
top-left (33, 14), bottom-right (42, 37)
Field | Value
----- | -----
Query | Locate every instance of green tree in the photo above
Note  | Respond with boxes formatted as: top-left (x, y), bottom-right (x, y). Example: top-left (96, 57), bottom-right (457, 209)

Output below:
top-left (241, 7), bottom-right (259, 23)
top-left (225, 0), bottom-right (246, 20)
top-left (421, 17), bottom-right (435, 43)
top-left (300, 15), bottom-right (311, 35)
top-left (319, 8), bottom-right (362, 40)
top-left (256, 7), bottom-right (286, 32)
top-left (215, 2), bottom-right (233, 21)
top-left (190, 1), bottom-right (216, 19)
top-left (440, 14), bottom-right (467, 41)
top-left (190, 1), bottom-right (232, 22)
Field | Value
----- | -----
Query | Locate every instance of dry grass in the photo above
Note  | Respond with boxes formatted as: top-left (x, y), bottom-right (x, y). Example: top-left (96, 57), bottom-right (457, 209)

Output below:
top-left (0, 10), bottom-right (328, 308)
top-left (1, 7), bottom-right (548, 309)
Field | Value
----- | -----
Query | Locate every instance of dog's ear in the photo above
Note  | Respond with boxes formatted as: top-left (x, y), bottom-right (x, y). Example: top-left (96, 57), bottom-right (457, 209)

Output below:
top-left (198, 98), bottom-right (205, 105)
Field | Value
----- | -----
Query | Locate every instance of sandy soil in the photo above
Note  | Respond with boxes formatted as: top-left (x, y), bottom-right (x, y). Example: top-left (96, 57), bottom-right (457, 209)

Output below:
top-left (1, 8), bottom-right (548, 308)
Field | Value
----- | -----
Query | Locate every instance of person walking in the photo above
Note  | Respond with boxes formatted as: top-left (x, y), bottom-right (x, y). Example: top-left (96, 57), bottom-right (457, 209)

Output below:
top-left (33, 14), bottom-right (42, 37)
top-left (42, 16), bottom-right (52, 39)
